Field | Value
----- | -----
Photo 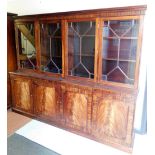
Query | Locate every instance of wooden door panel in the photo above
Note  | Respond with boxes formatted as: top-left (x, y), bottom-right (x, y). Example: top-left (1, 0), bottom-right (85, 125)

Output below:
top-left (92, 89), bottom-right (135, 145)
top-left (33, 80), bottom-right (61, 122)
top-left (11, 77), bottom-right (32, 113)
top-left (19, 81), bottom-right (31, 110)
top-left (92, 99), bottom-right (128, 139)
top-left (64, 92), bottom-right (88, 129)
top-left (44, 87), bottom-right (56, 116)
top-left (62, 83), bottom-right (92, 132)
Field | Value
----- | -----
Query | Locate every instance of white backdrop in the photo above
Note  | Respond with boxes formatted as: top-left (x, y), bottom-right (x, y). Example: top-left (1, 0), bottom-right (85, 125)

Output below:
top-left (7, 0), bottom-right (147, 15)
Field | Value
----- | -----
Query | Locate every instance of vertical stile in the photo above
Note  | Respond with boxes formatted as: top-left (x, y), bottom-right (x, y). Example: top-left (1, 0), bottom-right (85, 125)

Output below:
top-left (61, 20), bottom-right (68, 78)
top-left (94, 18), bottom-right (99, 82)
top-left (14, 24), bottom-right (20, 69)
top-left (134, 16), bottom-right (144, 89)
top-left (34, 19), bottom-right (41, 70)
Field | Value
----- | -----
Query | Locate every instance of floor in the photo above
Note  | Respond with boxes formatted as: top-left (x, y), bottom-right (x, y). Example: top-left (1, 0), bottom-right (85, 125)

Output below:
top-left (8, 133), bottom-right (60, 155)
top-left (7, 111), bottom-right (148, 155)
top-left (7, 110), bottom-right (31, 136)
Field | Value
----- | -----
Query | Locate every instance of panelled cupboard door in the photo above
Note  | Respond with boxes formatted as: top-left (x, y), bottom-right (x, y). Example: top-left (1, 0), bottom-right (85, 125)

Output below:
top-left (61, 83), bottom-right (92, 133)
top-left (11, 77), bottom-right (33, 113)
top-left (33, 79), bottom-right (62, 123)
top-left (92, 89), bottom-right (135, 146)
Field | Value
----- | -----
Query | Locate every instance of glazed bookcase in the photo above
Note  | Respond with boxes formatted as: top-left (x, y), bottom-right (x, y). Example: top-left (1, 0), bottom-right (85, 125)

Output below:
top-left (9, 5), bottom-right (146, 152)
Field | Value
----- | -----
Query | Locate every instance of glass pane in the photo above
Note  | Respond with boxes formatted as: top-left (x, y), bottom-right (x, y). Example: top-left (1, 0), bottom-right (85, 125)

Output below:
top-left (103, 20), bottom-right (139, 37)
top-left (120, 39), bottom-right (137, 60)
top-left (40, 23), bottom-right (62, 73)
top-left (68, 21), bottom-right (95, 78)
top-left (18, 23), bottom-right (36, 69)
top-left (102, 19), bottom-right (139, 84)
top-left (103, 38), bottom-right (119, 59)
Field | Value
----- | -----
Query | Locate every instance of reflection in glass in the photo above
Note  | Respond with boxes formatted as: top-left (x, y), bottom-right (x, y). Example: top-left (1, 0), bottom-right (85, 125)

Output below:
top-left (40, 23), bottom-right (62, 73)
top-left (18, 23), bottom-right (36, 69)
top-left (68, 21), bottom-right (95, 78)
top-left (102, 19), bottom-right (139, 84)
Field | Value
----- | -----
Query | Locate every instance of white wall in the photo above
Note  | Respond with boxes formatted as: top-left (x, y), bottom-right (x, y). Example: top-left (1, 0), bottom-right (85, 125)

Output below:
top-left (0, 1), bottom-right (7, 155)
top-left (7, 0), bottom-right (149, 131)
top-left (7, 0), bottom-right (147, 15)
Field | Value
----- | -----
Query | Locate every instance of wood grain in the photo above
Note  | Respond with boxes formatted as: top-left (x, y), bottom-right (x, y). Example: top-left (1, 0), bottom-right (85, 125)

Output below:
top-left (33, 80), bottom-right (62, 122)
top-left (67, 92), bottom-right (87, 128)
top-left (20, 82), bottom-right (31, 110)
top-left (44, 87), bottom-right (56, 116)
top-left (62, 83), bottom-right (92, 132)
top-left (92, 88), bottom-right (134, 147)
top-left (92, 99), bottom-right (129, 139)
top-left (11, 78), bottom-right (32, 113)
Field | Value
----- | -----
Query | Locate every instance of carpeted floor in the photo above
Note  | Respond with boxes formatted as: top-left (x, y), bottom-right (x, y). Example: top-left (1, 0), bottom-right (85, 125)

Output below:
top-left (7, 133), bottom-right (60, 155)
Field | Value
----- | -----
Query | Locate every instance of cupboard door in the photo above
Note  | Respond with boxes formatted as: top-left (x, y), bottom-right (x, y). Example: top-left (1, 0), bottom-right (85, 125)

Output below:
top-left (62, 83), bottom-right (92, 132)
top-left (11, 77), bottom-right (33, 113)
top-left (92, 89), bottom-right (135, 146)
top-left (33, 80), bottom-right (62, 122)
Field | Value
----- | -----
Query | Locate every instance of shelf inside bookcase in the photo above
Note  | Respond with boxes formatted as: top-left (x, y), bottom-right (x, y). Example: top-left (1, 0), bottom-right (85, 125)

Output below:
top-left (103, 36), bottom-right (138, 40)
top-left (102, 58), bottom-right (136, 62)
top-left (101, 19), bottom-right (139, 84)
top-left (40, 22), bottom-right (62, 74)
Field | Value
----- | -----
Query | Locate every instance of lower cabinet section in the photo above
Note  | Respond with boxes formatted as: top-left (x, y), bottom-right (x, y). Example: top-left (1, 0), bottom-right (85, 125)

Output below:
top-left (10, 73), bottom-right (136, 152)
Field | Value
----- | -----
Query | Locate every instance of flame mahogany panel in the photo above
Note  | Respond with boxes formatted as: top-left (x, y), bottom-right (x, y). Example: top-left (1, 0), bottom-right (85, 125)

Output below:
top-left (61, 83), bottom-right (92, 133)
top-left (33, 79), bottom-right (62, 122)
top-left (92, 88), bottom-right (135, 147)
top-left (11, 76), bottom-right (33, 114)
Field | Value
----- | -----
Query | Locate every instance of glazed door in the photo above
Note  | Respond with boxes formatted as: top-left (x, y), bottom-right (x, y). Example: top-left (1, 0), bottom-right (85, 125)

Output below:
top-left (62, 83), bottom-right (92, 133)
top-left (33, 79), bottom-right (62, 123)
top-left (11, 76), bottom-right (33, 113)
top-left (92, 89), bottom-right (135, 146)
top-left (97, 17), bottom-right (142, 88)
top-left (15, 22), bottom-right (36, 69)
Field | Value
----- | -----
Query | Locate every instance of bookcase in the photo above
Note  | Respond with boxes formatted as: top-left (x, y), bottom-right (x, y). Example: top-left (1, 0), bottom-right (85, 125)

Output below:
top-left (9, 5), bottom-right (146, 152)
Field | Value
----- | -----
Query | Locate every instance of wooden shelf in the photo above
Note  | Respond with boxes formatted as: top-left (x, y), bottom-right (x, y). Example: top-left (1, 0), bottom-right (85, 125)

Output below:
top-left (68, 53), bottom-right (94, 57)
top-left (46, 36), bottom-right (61, 39)
top-left (103, 58), bottom-right (136, 62)
top-left (68, 34), bottom-right (95, 37)
top-left (103, 36), bottom-right (138, 40)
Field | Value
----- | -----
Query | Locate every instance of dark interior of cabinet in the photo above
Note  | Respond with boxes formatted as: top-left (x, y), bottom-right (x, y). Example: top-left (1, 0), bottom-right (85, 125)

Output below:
top-left (40, 22), bottom-right (62, 73)
top-left (102, 19), bottom-right (139, 84)
top-left (68, 21), bottom-right (95, 79)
